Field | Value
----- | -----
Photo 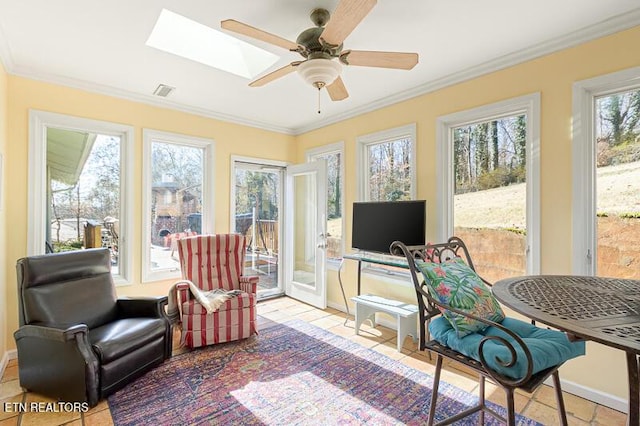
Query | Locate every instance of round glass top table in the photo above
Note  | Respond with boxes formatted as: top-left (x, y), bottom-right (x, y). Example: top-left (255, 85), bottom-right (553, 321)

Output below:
top-left (493, 275), bottom-right (640, 426)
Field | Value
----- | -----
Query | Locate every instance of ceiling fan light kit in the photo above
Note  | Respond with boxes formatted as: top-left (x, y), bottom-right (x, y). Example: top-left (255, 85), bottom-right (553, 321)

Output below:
top-left (221, 0), bottom-right (418, 108)
top-left (297, 58), bottom-right (342, 89)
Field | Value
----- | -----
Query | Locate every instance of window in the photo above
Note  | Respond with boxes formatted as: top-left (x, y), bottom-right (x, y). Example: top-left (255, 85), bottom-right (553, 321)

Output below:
top-left (28, 110), bottom-right (133, 284)
top-left (357, 124), bottom-right (416, 201)
top-left (142, 130), bottom-right (214, 282)
top-left (307, 142), bottom-right (345, 264)
top-left (436, 94), bottom-right (540, 281)
top-left (573, 67), bottom-right (640, 277)
top-left (356, 125), bottom-right (416, 276)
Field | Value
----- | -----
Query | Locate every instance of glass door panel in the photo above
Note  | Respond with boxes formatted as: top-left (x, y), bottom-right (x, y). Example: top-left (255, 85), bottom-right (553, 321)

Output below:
top-left (285, 161), bottom-right (327, 308)
top-left (233, 161), bottom-right (283, 298)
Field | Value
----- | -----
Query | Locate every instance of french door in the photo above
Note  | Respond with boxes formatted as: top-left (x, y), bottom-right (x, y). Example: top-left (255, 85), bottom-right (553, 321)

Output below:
top-left (232, 158), bottom-right (284, 299)
top-left (284, 160), bottom-right (327, 308)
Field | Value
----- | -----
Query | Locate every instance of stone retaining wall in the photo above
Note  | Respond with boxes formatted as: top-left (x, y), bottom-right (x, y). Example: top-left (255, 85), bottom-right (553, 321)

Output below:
top-left (455, 215), bottom-right (640, 282)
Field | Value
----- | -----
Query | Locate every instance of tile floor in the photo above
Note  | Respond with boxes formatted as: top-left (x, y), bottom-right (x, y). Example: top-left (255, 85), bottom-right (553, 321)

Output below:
top-left (0, 296), bottom-right (629, 425)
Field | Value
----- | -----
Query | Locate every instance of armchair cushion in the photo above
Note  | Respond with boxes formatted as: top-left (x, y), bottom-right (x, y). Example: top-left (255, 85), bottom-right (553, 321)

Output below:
top-left (417, 258), bottom-right (505, 337)
top-left (89, 318), bottom-right (168, 364)
top-left (429, 316), bottom-right (586, 380)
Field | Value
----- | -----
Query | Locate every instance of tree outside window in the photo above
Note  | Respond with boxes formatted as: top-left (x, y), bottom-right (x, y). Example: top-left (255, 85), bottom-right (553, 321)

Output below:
top-left (358, 124), bottom-right (416, 203)
top-left (367, 138), bottom-right (412, 201)
top-left (452, 114), bottom-right (528, 281)
top-left (49, 133), bottom-right (121, 271)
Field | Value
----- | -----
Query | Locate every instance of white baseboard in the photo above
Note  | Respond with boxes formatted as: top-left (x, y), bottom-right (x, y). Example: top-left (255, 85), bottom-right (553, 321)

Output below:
top-left (327, 299), bottom-right (628, 413)
top-left (328, 299), bottom-right (350, 315)
top-left (0, 349), bottom-right (18, 379)
top-left (545, 376), bottom-right (628, 413)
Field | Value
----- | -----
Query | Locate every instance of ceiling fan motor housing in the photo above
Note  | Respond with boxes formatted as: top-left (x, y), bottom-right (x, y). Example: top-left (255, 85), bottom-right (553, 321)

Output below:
top-left (296, 8), bottom-right (343, 58)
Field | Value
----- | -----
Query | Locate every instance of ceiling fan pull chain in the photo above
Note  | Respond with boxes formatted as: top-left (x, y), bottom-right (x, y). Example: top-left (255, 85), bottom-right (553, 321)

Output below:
top-left (317, 87), bottom-right (322, 114)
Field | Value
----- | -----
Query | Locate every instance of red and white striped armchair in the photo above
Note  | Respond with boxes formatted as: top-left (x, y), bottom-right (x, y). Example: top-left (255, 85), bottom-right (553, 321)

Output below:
top-left (175, 234), bottom-right (258, 349)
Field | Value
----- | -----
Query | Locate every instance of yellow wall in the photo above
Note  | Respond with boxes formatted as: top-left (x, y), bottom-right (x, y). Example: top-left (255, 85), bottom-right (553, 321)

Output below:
top-left (295, 26), bottom-right (640, 402)
top-left (2, 24), bottom-right (639, 406)
top-left (4, 76), bottom-right (295, 348)
top-left (0, 59), bottom-right (8, 363)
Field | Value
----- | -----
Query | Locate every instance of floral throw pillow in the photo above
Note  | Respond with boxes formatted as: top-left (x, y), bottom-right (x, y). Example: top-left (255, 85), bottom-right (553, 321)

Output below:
top-left (416, 257), bottom-right (505, 337)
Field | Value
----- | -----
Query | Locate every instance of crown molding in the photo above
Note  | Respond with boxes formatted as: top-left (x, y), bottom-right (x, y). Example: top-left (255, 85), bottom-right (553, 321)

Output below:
top-left (2, 61), bottom-right (297, 135)
top-left (292, 7), bottom-right (640, 135)
top-left (1, 8), bottom-right (639, 136)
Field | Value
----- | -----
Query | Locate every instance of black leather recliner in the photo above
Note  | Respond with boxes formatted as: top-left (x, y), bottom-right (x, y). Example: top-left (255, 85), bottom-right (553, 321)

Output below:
top-left (14, 248), bottom-right (172, 407)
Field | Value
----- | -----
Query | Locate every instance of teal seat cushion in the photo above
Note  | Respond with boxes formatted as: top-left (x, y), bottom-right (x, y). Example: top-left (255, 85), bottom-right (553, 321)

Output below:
top-left (429, 316), bottom-right (586, 380)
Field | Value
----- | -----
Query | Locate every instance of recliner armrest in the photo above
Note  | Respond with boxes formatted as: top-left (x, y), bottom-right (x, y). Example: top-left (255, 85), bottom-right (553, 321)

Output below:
top-left (14, 324), bottom-right (100, 406)
top-left (117, 296), bottom-right (169, 319)
top-left (14, 323), bottom-right (89, 342)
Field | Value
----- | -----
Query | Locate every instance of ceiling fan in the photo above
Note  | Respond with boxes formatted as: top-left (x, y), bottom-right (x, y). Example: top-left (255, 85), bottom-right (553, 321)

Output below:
top-left (221, 0), bottom-right (419, 103)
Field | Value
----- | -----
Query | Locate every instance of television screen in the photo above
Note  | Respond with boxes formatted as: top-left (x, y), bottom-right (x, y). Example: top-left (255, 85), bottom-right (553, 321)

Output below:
top-left (351, 200), bottom-right (426, 254)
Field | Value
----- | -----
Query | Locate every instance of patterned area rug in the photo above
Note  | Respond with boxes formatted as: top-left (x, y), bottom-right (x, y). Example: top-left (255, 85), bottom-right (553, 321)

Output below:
top-left (108, 320), bottom-right (541, 425)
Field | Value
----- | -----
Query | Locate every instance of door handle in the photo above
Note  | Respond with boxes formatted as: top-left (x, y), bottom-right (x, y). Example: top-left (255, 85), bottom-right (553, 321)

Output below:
top-left (318, 230), bottom-right (327, 249)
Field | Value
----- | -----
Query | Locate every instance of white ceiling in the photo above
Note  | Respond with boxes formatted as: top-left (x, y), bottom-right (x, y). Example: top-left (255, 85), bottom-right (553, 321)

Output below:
top-left (1, 1), bottom-right (639, 135)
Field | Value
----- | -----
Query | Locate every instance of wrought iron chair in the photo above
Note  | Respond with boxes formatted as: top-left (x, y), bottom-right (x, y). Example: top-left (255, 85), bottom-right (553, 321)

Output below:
top-left (174, 234), bottom-right (258, 349)
top-left (391, 237), bottom-right (585, 426)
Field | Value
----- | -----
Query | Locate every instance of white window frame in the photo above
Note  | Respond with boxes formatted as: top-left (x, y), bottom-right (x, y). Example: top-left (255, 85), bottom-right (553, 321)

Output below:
top-left (435, 93), bottom-right (541, 274)
top-left (306, 141), bottom-right (345, 269)
top-left (356, 123), bottom-right (417, 201)
top-left (28, 110), bottom-right (134, 284)
top-left (142, 129), bottom-right (215, 282)
top-left (572, 66), bottom-right (640, 275)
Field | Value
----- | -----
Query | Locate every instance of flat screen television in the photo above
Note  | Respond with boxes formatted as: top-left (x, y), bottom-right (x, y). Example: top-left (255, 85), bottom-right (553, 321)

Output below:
top-left (351, 200), bottom-right (426, 254)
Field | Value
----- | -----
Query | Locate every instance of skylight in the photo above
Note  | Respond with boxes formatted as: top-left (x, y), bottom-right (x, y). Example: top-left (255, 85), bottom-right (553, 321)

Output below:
top-left (146, 9), bottom-right (279, 79)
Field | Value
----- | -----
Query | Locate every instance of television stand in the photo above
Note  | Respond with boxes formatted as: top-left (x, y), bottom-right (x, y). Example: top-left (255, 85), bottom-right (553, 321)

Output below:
top-left (338, 253), bottom-right (417, 351)
top-left (340, 252), bottom-right (409, 295)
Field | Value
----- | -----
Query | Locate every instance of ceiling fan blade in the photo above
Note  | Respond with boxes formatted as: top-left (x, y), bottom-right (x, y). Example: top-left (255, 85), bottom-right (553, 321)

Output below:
top-left (340, 50), bottom-right (418, 70)
top-left (327, 76), bottom-right (349, 101)
top-left (221, 19), bottom-right (300, 51)
top-left (249, 62), bottom-right (302, 87)
top-left (320, 0), bottom-right (377, 47)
